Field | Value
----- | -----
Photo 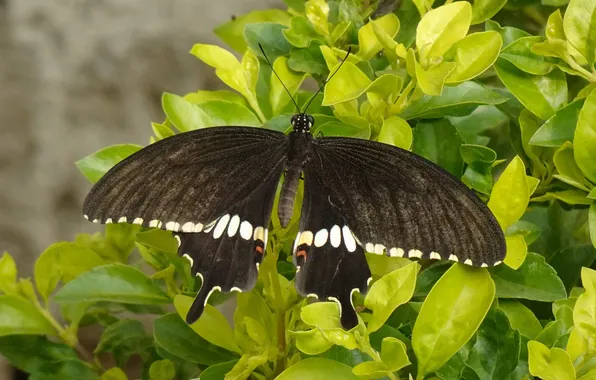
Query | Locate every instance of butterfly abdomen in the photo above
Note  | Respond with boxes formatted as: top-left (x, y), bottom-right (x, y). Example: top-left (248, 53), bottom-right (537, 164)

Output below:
top-left (278, 132), bottom-right (313, 228)
top-left (278, 167), bottom-right (301, 228)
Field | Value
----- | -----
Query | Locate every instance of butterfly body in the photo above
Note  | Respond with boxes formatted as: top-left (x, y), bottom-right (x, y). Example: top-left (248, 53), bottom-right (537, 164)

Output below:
top-left (83, 113), bottom-right (506, 330)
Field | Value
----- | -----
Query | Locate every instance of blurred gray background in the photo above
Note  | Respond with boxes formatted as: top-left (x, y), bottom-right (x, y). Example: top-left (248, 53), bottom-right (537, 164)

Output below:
top-left (0, 0), bottom-right (279, 377)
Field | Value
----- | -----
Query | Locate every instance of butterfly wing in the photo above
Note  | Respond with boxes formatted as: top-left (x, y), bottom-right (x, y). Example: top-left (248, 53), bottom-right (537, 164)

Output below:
top-left (83, 126), bottom-right (288, 323)
top-left (294, 161), bottom-right (371, 330)
top-left (308, 137), bottom-right (506, 267)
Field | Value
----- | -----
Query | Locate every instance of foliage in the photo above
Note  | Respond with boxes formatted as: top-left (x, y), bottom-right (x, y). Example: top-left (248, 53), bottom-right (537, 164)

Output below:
top-left (2, 0), bottom-right (596, 378)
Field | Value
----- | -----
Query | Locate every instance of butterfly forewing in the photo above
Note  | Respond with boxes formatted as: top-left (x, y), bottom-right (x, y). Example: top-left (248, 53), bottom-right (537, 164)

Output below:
top-left (84, 127), bottom-right (288, 230)
top-left (308, 137), bottom-right (506, 267)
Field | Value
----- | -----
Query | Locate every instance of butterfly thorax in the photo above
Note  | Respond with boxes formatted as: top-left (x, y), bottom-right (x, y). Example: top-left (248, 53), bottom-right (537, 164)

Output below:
top-left (278, 117), bottom-right (314, 228)
top-left (291, 113), bottom-right (314, 133)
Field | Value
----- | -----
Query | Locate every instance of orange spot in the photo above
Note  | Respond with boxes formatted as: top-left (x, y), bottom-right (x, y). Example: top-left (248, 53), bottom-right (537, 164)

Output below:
top-left (297, 250), bottom-right (307, 260)
top-left (255, 245), bottom-right (264, 254)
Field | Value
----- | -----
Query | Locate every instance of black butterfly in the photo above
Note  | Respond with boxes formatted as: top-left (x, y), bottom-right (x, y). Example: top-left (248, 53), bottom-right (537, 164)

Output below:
top-left (83, 48), bottom-right (506, 330)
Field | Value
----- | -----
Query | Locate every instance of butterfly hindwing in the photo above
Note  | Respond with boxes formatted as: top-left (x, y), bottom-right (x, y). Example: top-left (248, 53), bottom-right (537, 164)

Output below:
top-left (176, 160), bottom-right (280, 323)
top-left (308, 137), bottom-right (506, 267)
top-left (294, 162), bottom-right (371, 330)
top-left (83, 127), bottom-right (288, 232)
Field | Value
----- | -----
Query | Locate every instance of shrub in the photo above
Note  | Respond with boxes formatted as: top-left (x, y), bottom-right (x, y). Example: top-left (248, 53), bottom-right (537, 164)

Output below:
top-left (1, 0), bottom-right (596, 379)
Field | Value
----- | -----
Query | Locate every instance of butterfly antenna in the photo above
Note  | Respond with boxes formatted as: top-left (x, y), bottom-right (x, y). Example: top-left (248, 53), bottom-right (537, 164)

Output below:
top-left (258, 43), bottom-right (301, 114)
top-left (302, 47), bottom-right (352, 114)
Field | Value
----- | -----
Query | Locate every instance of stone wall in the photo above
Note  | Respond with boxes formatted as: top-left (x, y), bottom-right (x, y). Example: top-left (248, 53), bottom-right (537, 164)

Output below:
top-left (0, 0), bottom-right (280, 376)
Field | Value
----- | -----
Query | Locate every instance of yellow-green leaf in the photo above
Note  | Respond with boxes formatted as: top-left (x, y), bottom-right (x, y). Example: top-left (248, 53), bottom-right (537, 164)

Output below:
top-left (323, 62), bottom-right (372, 105)
top-left (378, 116), bottom-right (413, 150)
top-left (445, 31), bottom-right (502, 83)
top-left (528, 340), bottom-right (575, 380)
top-left (365, 262), bottom-right (420, 332)
top-left (574, 267), bottom-right (596, 353)
top-left (488, 156), bottom-right (529, 230)
top-left (574, 89), bottom-right (596, 183)
top-left (358, 13), bottom-right (400, 60)
top-left (504, 234), bottom-right (528, 269)
top-left (416, 2), bottom-right (472, 65)
top-left (412, 264), bottom-right (495, 377)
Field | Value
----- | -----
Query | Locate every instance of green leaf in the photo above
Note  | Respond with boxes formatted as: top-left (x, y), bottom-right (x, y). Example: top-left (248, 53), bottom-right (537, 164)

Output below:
top-left (322, 61), bottom-right (372, 105)
top-left (214, 10), bottom-right (291, 53)
top-left (149, 359), bottom-right (176, 380)
top-left (460, 144), bottom-right (497, 164)
top-left (95, 319), bottom-right (152, 367)
top-left (34, 242), bottom-right (107, 302)
top-left (305, 0), bottom-right (330, 34)
top-left (153, 313), bottom-right (237, 365)
top-left (500, 36), bottom-right (557, 75)
top-left (200, 360), bottom-right (238, 380)
top-left (412, 264), bottom-right (495, 378)
top-left (563, 0), bottom-right (596, 65)
top-left (415, 60), bottom-right (457, 96)
top-left (0, 335), bottom-right (85, 374)
top-left (0, 296), bottom-right (55, 336)
top-left (495, 59), bottom-right (567, 120)
top-left (378, 116), bottom-right (413, 150)
top-left (288, 44), bottom-right (328, 75)
top-left (504, 234), bottom-right (528, 270)
top-left (76, 144), bottom-right (142, 184)
top-left (0, 252), bottom-right (17, 295)
top-left (416, 2), bottom-right (472, 65)
top-left (500, 300), bottom-right (543, 339)
top-left (194, 101), bottom-right (261, 127)
top-left (173, 294), bottom-right (240, 354)
top-left (490, 252), bottom-right (566, 301)
top-left (358, 13), bottom-right (400, 60)
top-left (54, 264), bottom-right (170, 305)
top-left (444, 31), bottom-right (502, 83)
top-left (300, 302), bottom-right (361, 349)
top-left (314, 121), bottom-right (371, 140)
top-left (554, 142), bottom-right (591, 191)
top-left (293, 328), bottom-right (334, 355)
top-left (270, 57), bottom-right (306, 116)
top-left (400, 81), bottom-right (508, 120)
top-left (283, 16), bottom-right (323, 48)
top-left (364, 262), bottom-right (420, 332)
top-left (163, 94), bottom-right (260, 131)
top-left (187, 90), bottom-right (247, 106)
top-left (471, 0), bottom-right (508, 24)
top-left (381, 337), bottom-right (411, 371)
top-left (465, 308), bottom-right (521, 379)
top-left (412, 119), bottom-right (464, 177)
top-left (135, 229), bottom-right (178, 254)
top-left (486, 20), bottom-right (531, 48)
top-left (591, 203), bottom-right (596, 250)
top-left (574, 267), bottom-right (596, 352)
top-left (366, 253), bottom-right (412, 279)
top-left (352, 361), bottom-right (390, 379)
top-left (528, 340), bottom-right (575, 380)
top-left (574, 88), bottom-right (596, 183)
top-left (100, 367), bottom-right (127, 380)
top-left (530, 98), bottom-right (584, 147)
top-left (234, 291), bottom-right (275, 352)
top-left (277, 358), bottom-right (359, 379)
top-left (245, 23), bottom-right (292, 61)
top-left (162, 93), bottom-right (211, 132)
top-left (488, 156), bottom-right (529, 230)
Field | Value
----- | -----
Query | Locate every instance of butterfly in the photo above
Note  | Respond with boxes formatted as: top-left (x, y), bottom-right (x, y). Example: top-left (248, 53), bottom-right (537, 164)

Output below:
top-left (83, 47), bottom-right (506, 330)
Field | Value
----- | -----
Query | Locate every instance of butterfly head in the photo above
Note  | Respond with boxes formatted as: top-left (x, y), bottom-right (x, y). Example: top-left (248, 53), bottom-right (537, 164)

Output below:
top-left (291, 113), bottom-right (314, 133)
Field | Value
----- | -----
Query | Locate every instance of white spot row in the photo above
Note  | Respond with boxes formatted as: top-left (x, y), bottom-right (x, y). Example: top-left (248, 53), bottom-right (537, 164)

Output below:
top-left (293, 225), bottom-right (359, 253)
top-left (88, 213), bottom-right (268, 245)
top-left (364, 243), bottom-right (499, 267)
